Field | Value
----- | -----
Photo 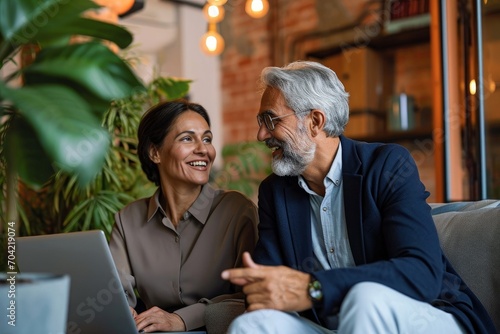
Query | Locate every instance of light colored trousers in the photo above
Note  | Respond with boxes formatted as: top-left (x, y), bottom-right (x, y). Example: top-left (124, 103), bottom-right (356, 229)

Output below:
top-left (227, 282), bottom-right (465, 334)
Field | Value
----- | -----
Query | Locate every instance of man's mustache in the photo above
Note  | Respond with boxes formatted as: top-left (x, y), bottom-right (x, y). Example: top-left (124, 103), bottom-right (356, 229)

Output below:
top-left (265, 138), bottom-right (284, 149)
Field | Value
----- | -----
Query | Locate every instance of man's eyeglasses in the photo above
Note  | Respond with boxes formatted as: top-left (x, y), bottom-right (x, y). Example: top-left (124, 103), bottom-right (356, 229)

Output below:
top-left (256, 110), bottom-right (311, 131)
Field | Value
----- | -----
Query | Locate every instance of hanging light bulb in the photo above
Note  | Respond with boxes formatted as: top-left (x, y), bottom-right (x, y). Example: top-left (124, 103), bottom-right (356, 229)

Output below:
top-left (200, 24), bottom-right (225, 56)
top-left (207, 0), bottom-right (228, 5)
top-left (487, 74), bottom-right (496, 93)
top-left (469, 79), bottom-right (477, 95)
top-left (203, 3), bottom-right (225, 23)
top-left (245, 0), bottom-right (269, 18)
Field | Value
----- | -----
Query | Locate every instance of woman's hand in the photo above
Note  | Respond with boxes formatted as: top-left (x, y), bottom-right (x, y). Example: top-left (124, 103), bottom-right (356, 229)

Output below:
top-left (134, 306), bottom-right (186, 333)
top-left (129, 306), bottom-right (138, 318)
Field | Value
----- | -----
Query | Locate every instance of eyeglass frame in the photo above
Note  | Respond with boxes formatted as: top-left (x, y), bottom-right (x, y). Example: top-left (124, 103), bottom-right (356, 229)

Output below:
top-left (256, 109), bottom-right (312, 131)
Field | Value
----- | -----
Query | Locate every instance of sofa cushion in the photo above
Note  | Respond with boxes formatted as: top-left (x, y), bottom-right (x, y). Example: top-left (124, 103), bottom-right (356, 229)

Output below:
top-left (430, 200), bottom-right (500, 332)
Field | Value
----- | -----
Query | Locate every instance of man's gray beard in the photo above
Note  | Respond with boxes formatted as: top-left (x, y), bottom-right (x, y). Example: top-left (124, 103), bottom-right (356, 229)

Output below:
top-left (272, 124), bottom-right (316, 176)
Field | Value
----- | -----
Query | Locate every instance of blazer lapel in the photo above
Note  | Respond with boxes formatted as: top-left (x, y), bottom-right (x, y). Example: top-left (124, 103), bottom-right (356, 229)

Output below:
top-left (283, 181), bottom-right (313, 271)
top-left (340, 136), bottom-right (367, 265)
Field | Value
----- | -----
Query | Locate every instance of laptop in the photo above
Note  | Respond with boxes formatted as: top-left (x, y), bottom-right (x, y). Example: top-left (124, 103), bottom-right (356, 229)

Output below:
top-left (17, 230), bottom-right (205, 334)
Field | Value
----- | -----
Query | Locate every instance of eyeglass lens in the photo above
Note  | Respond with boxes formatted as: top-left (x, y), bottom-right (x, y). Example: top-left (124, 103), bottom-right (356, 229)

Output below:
top-left (257, 114), bottom-right (274, 130)
top-left (264, 114), bottom-right (274, 130)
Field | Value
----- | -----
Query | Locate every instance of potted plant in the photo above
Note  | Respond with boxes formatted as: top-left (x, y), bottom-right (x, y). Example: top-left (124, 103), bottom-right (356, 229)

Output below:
top-left (13, 75), bottom-right (191, 238)
top-left (0, 0), bottom-right (146, 269)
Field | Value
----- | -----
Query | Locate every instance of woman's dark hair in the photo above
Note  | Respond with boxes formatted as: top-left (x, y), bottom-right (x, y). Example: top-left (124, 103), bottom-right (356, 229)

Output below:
top-left (138, 99), bottom-right (211, 186)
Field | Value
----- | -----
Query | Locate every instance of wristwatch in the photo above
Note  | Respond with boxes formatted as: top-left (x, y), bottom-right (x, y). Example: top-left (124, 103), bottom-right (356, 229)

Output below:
top-left (308, 277), bottom-right (323, 304)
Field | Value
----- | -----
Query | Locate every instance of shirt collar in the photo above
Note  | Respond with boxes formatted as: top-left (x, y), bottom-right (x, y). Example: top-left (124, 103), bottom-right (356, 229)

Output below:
top-left (326, 141), bottom-right (342, 187)
top-left (146, 183), bottom-right (217, 225)
top-left (298, 141), bottom-right (343, 194)
top-left (188, 183), bottom-right (217, 224)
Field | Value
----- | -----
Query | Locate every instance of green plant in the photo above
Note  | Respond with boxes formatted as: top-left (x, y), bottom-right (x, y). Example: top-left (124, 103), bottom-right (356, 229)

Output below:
top-left (211, 141), bottom-right (272, 201)
top-left (0, 0), bottom-right (146, 270)
top-left (0, 75), bottom-right (190, 268)
top-left (15, 76), bottom-right (191, 238)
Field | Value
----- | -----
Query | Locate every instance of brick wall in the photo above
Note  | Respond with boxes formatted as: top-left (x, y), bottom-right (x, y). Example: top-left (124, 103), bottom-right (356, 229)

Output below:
top-left (219, 0), bottom-right (409, 143)
top-left (219, 0), bottom-right (436, 201)
top-left (219, 0), bottom-right (324, 143)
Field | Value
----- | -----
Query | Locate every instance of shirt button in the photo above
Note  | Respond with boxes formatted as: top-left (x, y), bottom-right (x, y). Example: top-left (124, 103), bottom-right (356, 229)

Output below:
top-left (322, 207), bottom-right (327, 212)
top-left (329, 248), bottom-right (334, 253)
top-left (175, 236), bottom-right (179, 243)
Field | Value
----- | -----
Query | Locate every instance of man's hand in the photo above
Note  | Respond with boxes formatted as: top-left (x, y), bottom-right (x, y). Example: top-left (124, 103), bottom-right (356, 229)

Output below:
top-left (221, 252), bottom-right (313, 312)
top-left (133, 306), bottom-right (185, 333)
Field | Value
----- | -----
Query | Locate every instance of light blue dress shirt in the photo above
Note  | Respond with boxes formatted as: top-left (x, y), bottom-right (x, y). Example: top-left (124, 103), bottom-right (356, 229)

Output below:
top-left (298, 143), bottom-right (355, 270)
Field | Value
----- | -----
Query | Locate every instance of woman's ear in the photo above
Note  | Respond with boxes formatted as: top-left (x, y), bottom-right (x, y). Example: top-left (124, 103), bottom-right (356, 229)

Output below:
top-left (149, 146), bottom-right (161, 164)
top-left (309, 109), bottom-right (326, 137)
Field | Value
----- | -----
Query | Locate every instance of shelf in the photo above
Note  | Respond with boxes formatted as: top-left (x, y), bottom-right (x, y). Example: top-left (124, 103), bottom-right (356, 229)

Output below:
top-left (350, 127), bottom-right (433, 143)
top-left (488, 121), bottom-right (500, 136)
top-left (306, 26), bottom-right (430, 59)
top-left (348, 121), bottom-right (498, 144)
top-left (483, 3), bottom-right (500, 16)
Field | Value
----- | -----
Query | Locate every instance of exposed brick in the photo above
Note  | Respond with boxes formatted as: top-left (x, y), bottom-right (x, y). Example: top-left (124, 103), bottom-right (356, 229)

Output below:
top-left (219, 0), bottom-right (435, 198)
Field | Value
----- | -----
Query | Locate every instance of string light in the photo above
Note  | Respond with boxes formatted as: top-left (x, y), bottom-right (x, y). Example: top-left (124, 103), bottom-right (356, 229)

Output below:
top-left (470, 79), bottom-right (476, 95)
top-left (200, 0), bottom-right (270, 56)
top-left (200, 24), bottom-right (225, 56)
top-left (203, 2), bottom-right (225, 23)
top-left (245, 0), bottom-right (269, 18)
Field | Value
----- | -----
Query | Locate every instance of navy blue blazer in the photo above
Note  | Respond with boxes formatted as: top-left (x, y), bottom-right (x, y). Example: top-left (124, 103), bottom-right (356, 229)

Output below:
top-left (253, 136), bottom-right (495, 333)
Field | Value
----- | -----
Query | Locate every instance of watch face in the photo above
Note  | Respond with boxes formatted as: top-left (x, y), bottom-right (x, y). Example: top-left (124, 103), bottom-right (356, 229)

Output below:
top-left (308, 280), bottom-right (323, 302)
top-left (310, 288), bottom-right (322, 300)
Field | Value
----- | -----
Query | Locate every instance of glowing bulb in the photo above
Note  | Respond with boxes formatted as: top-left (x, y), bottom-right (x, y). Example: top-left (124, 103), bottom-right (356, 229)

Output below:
top-left (245, 0), bottom-right (269, 18)
top-left (200, 30), bottom-right (225, 56)
top-left (251, 1), bottom-right (263, 12)
top-left (206, 36), bottom-right (217, 51)
top-left (470, 79), bottom-right (477, 95)
top-left (203, 3), bottom-right (225, 23)
top-left (207, 0), bottom-right (228, 5)
top-left (489, 80), bottom-right (496, 93)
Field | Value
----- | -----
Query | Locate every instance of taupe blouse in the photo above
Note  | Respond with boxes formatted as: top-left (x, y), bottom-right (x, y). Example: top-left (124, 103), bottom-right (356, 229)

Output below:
top-left (109, 184), bottom-right (258, 330)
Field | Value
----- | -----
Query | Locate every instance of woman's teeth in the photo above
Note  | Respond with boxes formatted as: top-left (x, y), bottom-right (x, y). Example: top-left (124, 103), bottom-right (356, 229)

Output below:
top-left (189, 161), bottom-right (207, 167)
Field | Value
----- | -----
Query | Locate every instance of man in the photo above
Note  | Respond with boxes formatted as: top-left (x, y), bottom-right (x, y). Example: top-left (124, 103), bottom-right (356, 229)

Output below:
top-left (221, 61), bottom-right (495, 333)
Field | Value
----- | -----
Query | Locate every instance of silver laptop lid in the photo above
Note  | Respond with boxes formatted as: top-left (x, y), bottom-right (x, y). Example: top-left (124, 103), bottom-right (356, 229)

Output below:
top-left (17, 230), bottom-right (138, 334)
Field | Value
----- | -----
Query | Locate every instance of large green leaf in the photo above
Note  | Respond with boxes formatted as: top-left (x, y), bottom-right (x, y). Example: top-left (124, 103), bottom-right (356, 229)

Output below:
top-left (0, 0), bottom-right (96, 51)
top-left (23, 72), bottom-right (119, 119)
top-left (36, 17), bottom-right (133, 49)
top-left (4, 117), bottom-right (55, 188)
top-left (0, 0), bottom-right (98, 38)
top-left (24, 42), bottom-right (144, 102)
top-left (0, 0), bottom-right (134, 62)
top-left (0, 83), bottom-right (110, 186)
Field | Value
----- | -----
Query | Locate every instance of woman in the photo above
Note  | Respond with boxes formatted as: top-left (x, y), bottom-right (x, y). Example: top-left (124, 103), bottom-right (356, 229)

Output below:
top-left (109, 100), bottom-right (258, 333)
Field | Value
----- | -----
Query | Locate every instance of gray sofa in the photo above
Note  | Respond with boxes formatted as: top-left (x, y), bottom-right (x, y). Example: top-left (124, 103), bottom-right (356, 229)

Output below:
top-left (430, 199), bottom-right (500, 333)
top-left (205, 200), bottom-right (500, 333)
